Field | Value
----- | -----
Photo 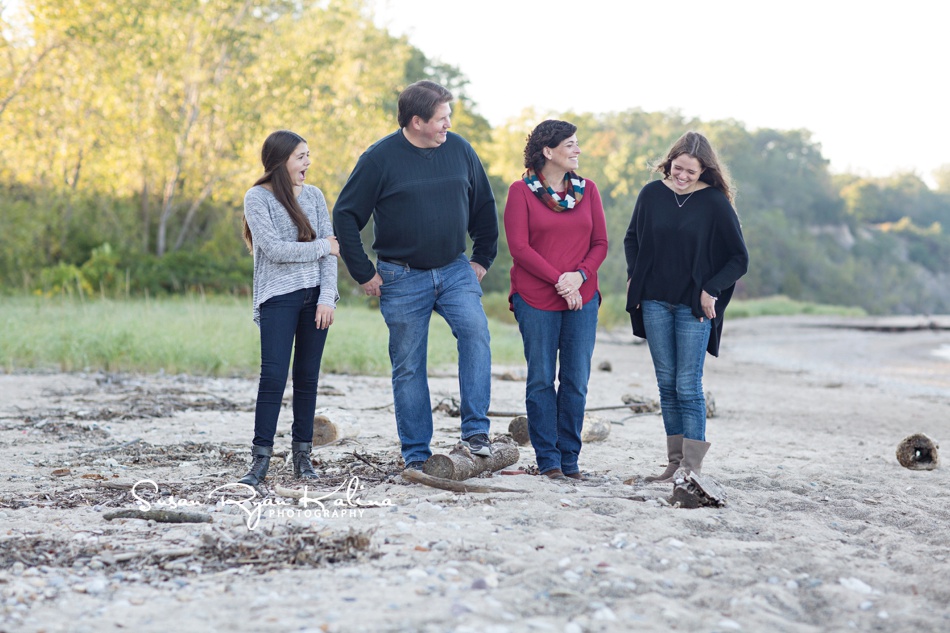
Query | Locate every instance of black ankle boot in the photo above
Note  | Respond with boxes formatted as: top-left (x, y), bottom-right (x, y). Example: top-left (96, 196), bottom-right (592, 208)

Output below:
top-left (291, 441), bottom-right (319, 479)
top-left (238, 445), bottom-right (272, 486)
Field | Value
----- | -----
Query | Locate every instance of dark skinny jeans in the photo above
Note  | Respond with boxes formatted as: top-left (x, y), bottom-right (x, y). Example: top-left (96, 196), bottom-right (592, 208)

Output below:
top-left (252, 286), bottom-right (329, 447)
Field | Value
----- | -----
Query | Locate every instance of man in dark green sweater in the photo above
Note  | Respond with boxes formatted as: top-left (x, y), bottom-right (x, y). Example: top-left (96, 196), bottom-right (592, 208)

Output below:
top-left (333, 80), bottom-right (499, 471)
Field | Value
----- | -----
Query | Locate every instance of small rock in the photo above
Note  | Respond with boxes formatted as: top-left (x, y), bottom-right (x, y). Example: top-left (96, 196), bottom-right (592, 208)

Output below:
top-left (838, 577), bottom-right (873, 594)
top-left (592, 606), bottom-right (617, 621)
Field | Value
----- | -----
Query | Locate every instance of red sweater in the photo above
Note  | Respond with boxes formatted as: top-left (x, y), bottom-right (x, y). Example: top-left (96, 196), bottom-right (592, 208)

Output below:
top-left (504, 178), bottom-right (608, 311)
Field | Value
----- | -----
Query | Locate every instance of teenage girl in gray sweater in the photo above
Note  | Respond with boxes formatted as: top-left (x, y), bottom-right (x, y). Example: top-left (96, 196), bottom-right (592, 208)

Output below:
top-left (238, 130), bottom-right (339, 486)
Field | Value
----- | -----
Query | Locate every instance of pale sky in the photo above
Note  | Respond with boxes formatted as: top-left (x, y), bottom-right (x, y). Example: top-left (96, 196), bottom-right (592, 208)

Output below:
top-left (371, 0), bottom-right (947, 187)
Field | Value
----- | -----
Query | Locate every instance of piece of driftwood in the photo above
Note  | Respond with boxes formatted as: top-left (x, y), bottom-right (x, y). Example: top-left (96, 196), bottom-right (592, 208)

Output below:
top-left (621, 394), bottom-right (660, 414)
top-left (103, 509), bottom-right (212, 523)
top-left (670, 472), bottom-right (726, 509)
top-left (507, 416), bottom-right (530, 445)
top-left (273, 483), bottom-right (388, 507)
top-left (507, 414), bottom-right (611, 447)
top-left (705, 391), bottom-right (717, 418)
top-left (896, 433), bottom-right (939, 470)
top-left (423, 438), bottom-right (519, 480)
top-left (401, 468), bottom-right (524, 493)
top-left (312, 410), bottom-right (360, 446)
top-left (619, 393), bottom-right (716, 417)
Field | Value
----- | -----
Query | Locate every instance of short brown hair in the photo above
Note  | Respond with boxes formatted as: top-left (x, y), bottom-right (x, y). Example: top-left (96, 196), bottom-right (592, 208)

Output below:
top-left (397, 81), bottom-right (453, 128)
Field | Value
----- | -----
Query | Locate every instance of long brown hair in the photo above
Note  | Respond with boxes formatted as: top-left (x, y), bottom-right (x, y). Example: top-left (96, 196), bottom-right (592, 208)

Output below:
top-left (655, 131), bottom-right (735, 203)
top-left (243, 130), bottom-right (316, 250)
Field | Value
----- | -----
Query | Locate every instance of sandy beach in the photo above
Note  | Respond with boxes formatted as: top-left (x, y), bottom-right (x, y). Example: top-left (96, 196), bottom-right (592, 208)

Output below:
top-left (2, 314), bottom-right (949, 633)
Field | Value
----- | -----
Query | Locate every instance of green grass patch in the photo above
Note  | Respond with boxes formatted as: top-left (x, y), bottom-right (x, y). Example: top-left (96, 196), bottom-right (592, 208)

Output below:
top-left (0, 294), bottom-right (526, 377)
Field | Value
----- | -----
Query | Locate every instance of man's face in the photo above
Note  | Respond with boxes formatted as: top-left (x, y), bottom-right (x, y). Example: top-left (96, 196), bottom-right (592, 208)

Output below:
top-left (413, 102), bottom-right (452, 148)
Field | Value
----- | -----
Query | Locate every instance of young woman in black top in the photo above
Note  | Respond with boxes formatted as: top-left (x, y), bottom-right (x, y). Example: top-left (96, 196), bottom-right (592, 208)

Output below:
top-left (624, 131), bottom-right (749, 482)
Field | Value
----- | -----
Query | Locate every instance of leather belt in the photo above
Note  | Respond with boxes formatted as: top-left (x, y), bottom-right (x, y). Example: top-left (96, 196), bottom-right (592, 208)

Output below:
top-left (378, 257), bottom-right (410, 267)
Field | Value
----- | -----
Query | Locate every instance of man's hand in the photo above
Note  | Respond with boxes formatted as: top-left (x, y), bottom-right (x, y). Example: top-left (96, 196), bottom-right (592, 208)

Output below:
top-left (361, 273), bottom-right (384, 297)
top-left (470, 261), bottom-right (487, 283)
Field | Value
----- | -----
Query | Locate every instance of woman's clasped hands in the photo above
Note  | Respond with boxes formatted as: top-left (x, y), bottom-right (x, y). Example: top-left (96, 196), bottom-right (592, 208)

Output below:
top-left (556, 271), bottom-right (585, 311)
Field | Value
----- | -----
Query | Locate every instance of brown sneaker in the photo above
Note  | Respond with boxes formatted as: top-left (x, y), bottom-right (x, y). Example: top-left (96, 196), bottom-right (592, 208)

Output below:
top-left (564, 472), bottom-right (586, 481)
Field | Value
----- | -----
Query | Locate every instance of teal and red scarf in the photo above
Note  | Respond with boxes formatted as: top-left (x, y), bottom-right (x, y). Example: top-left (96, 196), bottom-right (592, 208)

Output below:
top-left (523, 169), bottom-right (585, 212)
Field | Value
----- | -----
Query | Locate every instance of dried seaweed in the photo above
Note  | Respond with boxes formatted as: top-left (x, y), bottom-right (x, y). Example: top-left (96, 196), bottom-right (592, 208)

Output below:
top-left (0, 524), bottom-right (374, 574)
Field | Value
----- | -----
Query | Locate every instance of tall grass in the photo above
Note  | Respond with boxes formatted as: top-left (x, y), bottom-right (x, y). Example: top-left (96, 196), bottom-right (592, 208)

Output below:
top-left (0, 294), bottom-right (527, 377)
top-left (0, 293), bottom-right (865, 377)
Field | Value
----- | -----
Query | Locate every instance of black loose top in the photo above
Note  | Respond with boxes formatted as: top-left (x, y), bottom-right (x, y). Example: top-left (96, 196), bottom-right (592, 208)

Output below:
top-left (624, 179), bottom-right (749, 356)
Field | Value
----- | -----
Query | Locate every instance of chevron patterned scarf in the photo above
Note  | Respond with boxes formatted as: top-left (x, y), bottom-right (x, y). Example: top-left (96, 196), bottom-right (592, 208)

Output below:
top-left (522, 169), bottom-right (585, 212)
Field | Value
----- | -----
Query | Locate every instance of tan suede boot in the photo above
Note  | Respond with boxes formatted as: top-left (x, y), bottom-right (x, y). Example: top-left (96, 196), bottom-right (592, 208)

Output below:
top-left (645, 434), bottom-right (684, 483)
top-left (675, 438), bottom-right (711, 480)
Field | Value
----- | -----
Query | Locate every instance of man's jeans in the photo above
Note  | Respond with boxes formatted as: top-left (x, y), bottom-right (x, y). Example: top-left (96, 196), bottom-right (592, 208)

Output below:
top-left (378, 254), bottom-right (492, 464)
top-left (641, 300), bottom-right (711, 441)
top-left (512, 292), bottom-right (599, 475)
top-left (253, 286), bottom-right (329, 447)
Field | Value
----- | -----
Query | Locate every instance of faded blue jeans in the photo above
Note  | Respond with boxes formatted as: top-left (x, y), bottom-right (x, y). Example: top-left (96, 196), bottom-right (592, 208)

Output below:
top-left (641, 300), bottom-right (711, 441)
top-left (513, 292), bottom-right (599, 475)
top-left (253, 286), bottom-right (329, 447)
top-left (378, 254), bottom-right (492, 464)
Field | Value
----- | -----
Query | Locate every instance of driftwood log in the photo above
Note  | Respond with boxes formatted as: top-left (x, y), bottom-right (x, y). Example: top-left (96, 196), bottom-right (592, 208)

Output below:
top-left (401, 469), bottom-right (524, 493)
top-left (312, 410), bottom-right (360, 446)
top-left (670, 472), bottom-right (726, 509)
top-left (620, 392), bottom-right (716, 418)
top-left (103, 509), bottom-right (212, 523)
top-left (422, 438), bottom-right (519, 480)
top-left (896, 433), bottom-right (939, 470)
top-left (507, 414), bottom-right (611, 447)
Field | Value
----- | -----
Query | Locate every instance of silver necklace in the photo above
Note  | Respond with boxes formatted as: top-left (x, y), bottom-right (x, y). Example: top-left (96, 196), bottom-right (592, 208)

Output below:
top-left (672, 189), bottom-right (695, 208)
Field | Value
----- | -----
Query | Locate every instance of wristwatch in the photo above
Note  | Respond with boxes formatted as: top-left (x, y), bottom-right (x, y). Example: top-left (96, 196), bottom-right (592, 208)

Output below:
top-left (577, 269), bottom-right (588, 282)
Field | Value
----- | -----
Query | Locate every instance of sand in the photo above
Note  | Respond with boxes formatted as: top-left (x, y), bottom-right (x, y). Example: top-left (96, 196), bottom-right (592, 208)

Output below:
top-left (1, 315), bottom-right (949, 633)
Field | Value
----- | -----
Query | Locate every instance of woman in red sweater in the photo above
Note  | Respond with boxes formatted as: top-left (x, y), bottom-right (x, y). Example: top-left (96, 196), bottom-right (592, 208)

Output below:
top-left (504, 120), bottom-right (608, 481)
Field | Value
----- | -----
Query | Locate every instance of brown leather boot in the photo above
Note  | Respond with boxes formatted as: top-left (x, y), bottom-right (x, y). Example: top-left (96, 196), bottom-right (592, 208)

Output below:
top-left (645, 434), bottom-right (684, 483)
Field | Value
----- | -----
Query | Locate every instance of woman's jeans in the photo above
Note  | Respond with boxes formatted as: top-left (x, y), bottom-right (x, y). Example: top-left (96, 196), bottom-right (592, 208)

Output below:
top-left (641, 300), bottom-right (711, 441)
top-left (513, 292), bottom-right (599, 475)
top-left (253, 286), bottom-right (329, 447)
top-left (377, 254), bottom-right (492, 465)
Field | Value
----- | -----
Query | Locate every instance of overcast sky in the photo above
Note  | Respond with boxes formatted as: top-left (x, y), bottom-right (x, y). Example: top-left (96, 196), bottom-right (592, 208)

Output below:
top-left (371, 0), bottom-right (947, 186)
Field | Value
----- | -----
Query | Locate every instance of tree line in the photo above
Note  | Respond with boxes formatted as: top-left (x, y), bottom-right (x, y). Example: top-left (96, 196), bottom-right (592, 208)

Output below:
top-left (3, 0), bottom-right (950, 314)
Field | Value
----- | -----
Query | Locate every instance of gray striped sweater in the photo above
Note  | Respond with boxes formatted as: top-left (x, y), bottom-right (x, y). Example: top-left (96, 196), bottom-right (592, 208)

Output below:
top-left (244, 184), bottom-right (338, 325)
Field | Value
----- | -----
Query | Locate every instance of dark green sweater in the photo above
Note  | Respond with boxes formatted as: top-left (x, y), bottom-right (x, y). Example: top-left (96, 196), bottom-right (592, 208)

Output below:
top-left (624, 179), bottom-right (749, 356)
top-left (333, 130), bottom-right (498, 284)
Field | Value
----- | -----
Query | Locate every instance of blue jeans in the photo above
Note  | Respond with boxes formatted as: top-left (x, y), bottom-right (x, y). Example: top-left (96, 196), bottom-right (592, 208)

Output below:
top-left (253, 287), bottom-right (329, 447)
top-left (641, 300), bottom-right (711, 441)
top-left (378, 253), bottom-right (492, 464)
top-left (512, 292), bottom-right (599, 475)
